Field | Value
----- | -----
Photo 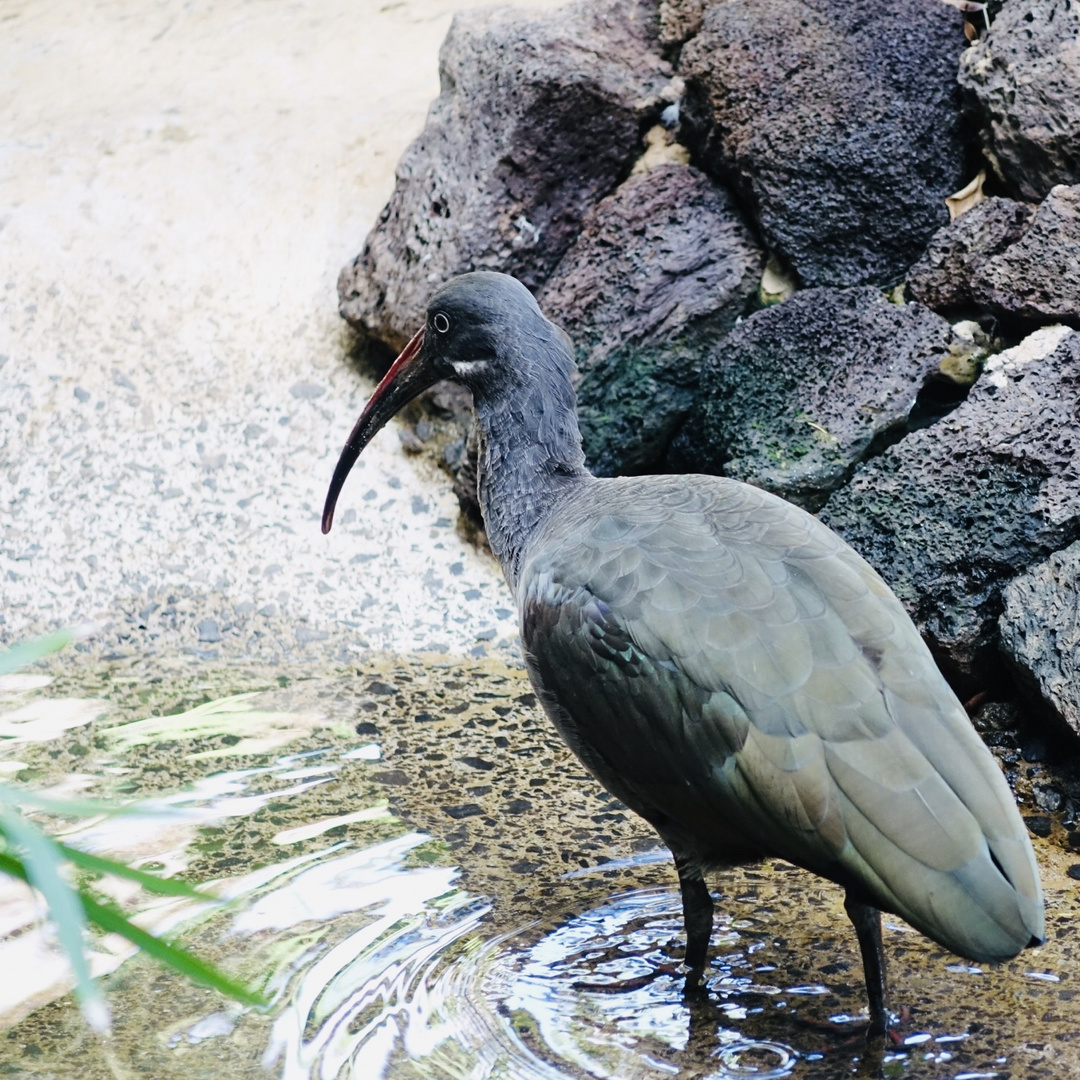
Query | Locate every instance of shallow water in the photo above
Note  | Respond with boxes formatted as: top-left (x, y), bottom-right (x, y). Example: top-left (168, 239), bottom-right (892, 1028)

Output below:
top-left (1, 655), bottom-right (1077, 1080)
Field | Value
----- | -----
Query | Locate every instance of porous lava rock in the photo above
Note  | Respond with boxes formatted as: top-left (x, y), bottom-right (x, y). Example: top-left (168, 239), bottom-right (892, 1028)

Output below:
top-left (677, 0), bottom-right (966, 288)
top-left (907, 197), bottom-right (1036, 312)
top-left (1000, 541), bottom-right (1080, 738)
top-left (971, 185), bottom-right (1080, 325)
top-left (958, 0), bottom-right (1080, 201)
top-left (538, 163), bottom-right (763, 476)
top-left (338, 0), bottom-right (674, 349)
top-left (668, 288), bottom-right (958, 509)
top-left (820, 326), bottom-right (1080, 693)
top-left (658, 0), bottom-right (708, 48)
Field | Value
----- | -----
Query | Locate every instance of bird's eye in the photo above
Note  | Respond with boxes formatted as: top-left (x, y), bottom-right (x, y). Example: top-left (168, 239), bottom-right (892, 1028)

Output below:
top-left (432, 312), bottom-right (451, 334)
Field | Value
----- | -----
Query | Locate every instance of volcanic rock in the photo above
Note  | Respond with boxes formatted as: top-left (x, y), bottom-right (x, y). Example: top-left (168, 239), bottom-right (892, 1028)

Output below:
top-left (677, 0), bottom-right (966, 287)
top-left (539, 163), bottom-right (763, 476)
top-left (338, 0), bottom-right (674, 350)
top-left (958, 0), bottom-right (1080, 201)
top-left (658, 0), bottom-right (709, 48)
top-left (907, 197), bottom-right (1036, 312)
top-left (820, 326), bottom-right (1080, 693)
top-left (972, 185), bottom-right (1080, 325)
top-left (1000, 541), bottom-right (1080, 738)
top-left (669, 288), bottom-right (961, 509)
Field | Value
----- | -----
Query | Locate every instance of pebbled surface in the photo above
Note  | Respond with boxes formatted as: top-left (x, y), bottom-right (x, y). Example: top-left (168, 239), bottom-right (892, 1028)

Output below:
top-left (0, 0), bottom-right (546, 667)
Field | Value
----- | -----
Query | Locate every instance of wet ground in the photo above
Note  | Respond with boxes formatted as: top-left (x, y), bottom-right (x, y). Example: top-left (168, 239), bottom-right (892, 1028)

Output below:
top-left (4, 0), bottom-right (1080, 1076)
top-left (1, 654), bottom-right (1079, 1080)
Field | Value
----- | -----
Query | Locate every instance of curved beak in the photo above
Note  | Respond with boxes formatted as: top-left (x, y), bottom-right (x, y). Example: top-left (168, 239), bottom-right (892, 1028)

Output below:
top-left (321, 327), bottom-right (438, 534)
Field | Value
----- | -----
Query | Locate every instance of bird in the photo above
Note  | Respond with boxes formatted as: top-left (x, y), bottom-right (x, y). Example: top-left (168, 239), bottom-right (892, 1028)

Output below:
top-left (321, 270), bottom-right (1044, 1034)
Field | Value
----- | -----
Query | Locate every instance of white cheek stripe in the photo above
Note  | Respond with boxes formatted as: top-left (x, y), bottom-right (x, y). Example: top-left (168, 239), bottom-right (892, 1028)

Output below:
top-left (453, 360), bottom-right (488, 377)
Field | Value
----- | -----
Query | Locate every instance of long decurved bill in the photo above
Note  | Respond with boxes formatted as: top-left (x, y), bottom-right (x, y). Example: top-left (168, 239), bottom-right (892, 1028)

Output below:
top-left (322, 327), bottom-right (436, 534)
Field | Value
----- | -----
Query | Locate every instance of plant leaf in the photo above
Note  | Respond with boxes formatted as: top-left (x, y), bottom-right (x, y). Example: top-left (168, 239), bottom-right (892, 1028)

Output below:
top-left (0, 631), bottom-right (73, 676)
top-left (0, 850), bottom-right (267, 1011)
top-left (55, 844), bottom-right (214, 900)
top-left (0, 816), bottom-right (108, 1031)
top-left (0, 783), bottom-right (170, 818)
top-left (80, 894), bottom-right (268, 1008)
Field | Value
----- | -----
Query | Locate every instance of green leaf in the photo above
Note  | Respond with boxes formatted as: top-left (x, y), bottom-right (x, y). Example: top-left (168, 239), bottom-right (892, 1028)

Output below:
top-left (0, 813), bottom-right (108, 1031)
top-left (80, 894), bottom-right (268, 1008)
top-left (0, 851), bottom-right (267, 1012)
top-left (0, 783), bottom-right (167, 818)
top-left (55, 844), bottom-right (214, 900)
top-left (0, 631), bottom-right (73, 676)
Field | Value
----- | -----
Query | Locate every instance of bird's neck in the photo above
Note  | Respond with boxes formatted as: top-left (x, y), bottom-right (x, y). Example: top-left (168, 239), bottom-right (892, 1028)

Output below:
top-left (472, 367), bottom-right (590, 593)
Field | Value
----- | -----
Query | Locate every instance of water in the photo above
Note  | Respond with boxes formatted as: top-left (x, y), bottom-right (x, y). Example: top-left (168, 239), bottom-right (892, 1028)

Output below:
top-left (0, 657), bottom-right (1076, 1079)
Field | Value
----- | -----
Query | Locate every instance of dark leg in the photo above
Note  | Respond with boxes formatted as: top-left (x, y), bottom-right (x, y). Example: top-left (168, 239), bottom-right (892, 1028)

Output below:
top-left (675, 856), bottom-right (714, 981)
top-left (844, 890), bottom-right (888, 1036)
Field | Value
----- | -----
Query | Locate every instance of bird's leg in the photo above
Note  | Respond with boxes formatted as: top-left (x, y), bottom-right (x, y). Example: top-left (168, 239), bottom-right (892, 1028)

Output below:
top-left (675, 856), bottom-right (714, 983)
top-left (843, 891), bottom-right (888, 1036)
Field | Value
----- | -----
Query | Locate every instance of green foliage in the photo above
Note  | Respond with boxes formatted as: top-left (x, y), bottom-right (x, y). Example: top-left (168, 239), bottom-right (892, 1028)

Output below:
top-left (0, 632), bottom-right (268, 1031)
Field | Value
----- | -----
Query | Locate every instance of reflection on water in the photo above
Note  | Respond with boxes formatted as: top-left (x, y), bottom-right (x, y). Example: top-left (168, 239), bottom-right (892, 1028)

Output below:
top-left (506, 888), bottom-right (805, 1080)
top-left (250, 850), bottom-right (984, 1080)
top-left (256, 843), bottom-right (802, 1080)
top-left (0, 668), bottom-right (1075, 1079)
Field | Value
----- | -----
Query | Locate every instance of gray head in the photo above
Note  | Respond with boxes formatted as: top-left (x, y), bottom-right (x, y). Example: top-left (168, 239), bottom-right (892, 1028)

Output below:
top-left (322, 271), bottom-right (578, 533)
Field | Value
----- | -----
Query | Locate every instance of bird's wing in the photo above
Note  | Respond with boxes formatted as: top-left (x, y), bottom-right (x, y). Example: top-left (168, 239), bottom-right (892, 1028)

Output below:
top-left (519, 476), bottom-right (1042, 962)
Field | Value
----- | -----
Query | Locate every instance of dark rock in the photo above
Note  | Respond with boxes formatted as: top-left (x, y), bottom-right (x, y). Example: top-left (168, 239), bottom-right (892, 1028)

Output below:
top-left (458, 756), bottom-right (495, 771)
top-left (1034, 784), bottom-right (1065, 813)
top-left (958, 0), bottom-right (1080, 201)
top-left (289, 381), bottom-right (326, 400)
top-left (452, 426), bottom-right (484, 531)
top-left (907, 197), bottom-right (1036, 311)
top-left (196, 619), bottom-right (221, 643)
top-left (1000, 540), bottom-right (1080, 738)
top-left (1024, 815), bottom-right (1053, 839)
top-left (678, 0), bottom-right (966, 287)
top-left (339, 0), bottom-right (675, 349)
top-left (820, 326), bottom-right (1080, 692)
top-left (539, 163), bottom-right (763, 476)
top-left (971, 185), bottom-right (1080, 325)
top-left (670, 288), bottom-right (958, 509)
top-left (658, 0), bottom-right (708, 47)
top-left (972, 699), bottom-right (1022, 742)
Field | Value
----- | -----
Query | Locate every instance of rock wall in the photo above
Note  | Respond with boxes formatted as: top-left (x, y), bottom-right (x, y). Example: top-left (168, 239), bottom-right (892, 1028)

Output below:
top-left (337, 0), bottom-right (1080, 735)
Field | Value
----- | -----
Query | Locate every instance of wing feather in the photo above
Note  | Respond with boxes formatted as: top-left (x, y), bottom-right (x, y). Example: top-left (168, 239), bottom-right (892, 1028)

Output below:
top-left (519, 475), bottom-right (1043, 959)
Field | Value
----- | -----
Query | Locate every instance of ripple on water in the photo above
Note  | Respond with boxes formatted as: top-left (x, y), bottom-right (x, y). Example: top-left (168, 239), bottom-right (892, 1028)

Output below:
top-left (3, 672), bottom-right (1065, 1079)
top-left (258, 864), bottom-right (812, 1080)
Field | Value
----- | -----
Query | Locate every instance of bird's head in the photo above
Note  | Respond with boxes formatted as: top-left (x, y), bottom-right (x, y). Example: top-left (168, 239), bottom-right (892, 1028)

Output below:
top-left (321, 271), bottom-right (573, 534)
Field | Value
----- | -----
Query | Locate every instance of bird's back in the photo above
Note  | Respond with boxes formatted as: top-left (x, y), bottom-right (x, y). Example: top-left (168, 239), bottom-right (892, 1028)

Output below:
top-left (518, 473), bottom-right (1044, 963)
